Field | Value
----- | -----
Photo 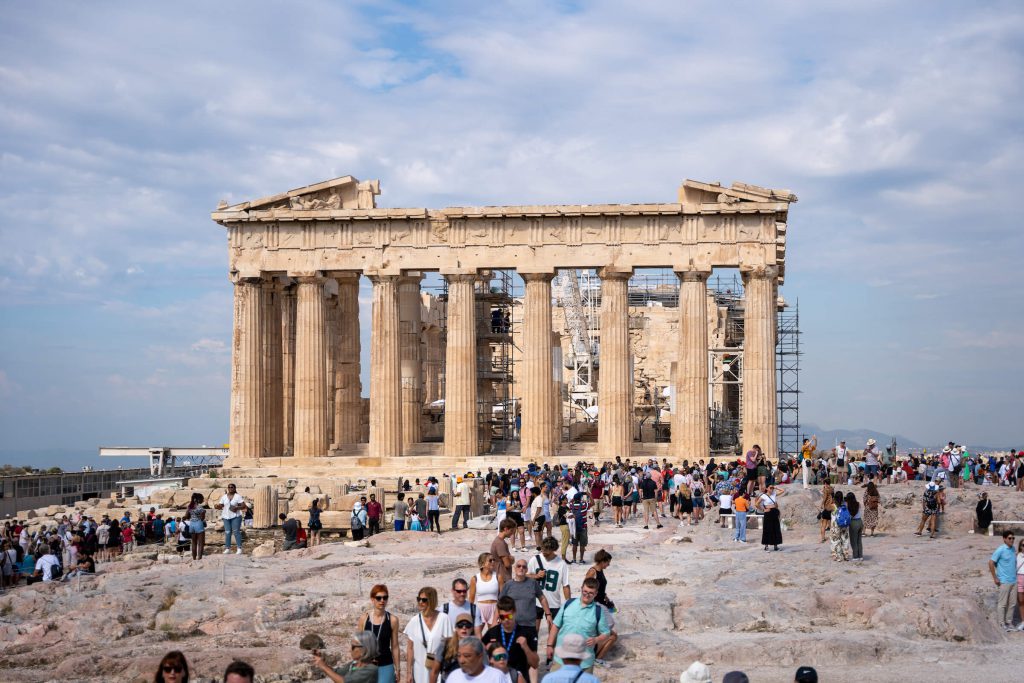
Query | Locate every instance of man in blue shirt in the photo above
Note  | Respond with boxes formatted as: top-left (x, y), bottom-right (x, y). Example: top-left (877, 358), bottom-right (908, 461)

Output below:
top-left (540, 633), bottom-right (599, 682)
top-left (546, 577), bottom-right (611, 673)
top-left (988, 529), bottom-right (1018, 631)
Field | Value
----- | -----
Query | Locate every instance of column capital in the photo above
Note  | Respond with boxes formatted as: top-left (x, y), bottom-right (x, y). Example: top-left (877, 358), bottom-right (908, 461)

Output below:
top-left (368, 273), bottom-right (401, 286)
top-left (443, 272), bottom-right (477, 284)
top-left (230, 272), bottom-right (267, 285)
top-left (520, 272), bottom-right (555, 284)
top-left (291, 272), bottom-right (326, 285)
top-left (597, 267), bottom-right (632, 281)
top-left (325, 270), bottom-right (362, 283)
top-left (399, 273), bottom-right (425, 286)
top-left (676, 269), bottom-right (711, 283)
top-left (740, 265), bottom-right (780, 282)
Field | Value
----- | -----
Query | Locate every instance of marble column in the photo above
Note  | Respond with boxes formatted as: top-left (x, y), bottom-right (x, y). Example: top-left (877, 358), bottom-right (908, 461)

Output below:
top-left (369, 274), bottom-right (402, 459)
top-left (521, 273), bottom-right (556, 460)
top-left (229, 276), bottom-right (265, 461)
top-left (334, 273), bottom-right (362, 445)
top-left (399, 274), bottom-right (424, 449)
top-left (293, 275), bottom-right (329, 458)
top-left (476, 272), bottom-right (494, 454)
top-left (262, 280), bottom-right (283, 458)
top-left (675, 269), bottom-right (711, 462)
top-left (444, 273), bottom-right (479, 458)
top-left (742, 266), bottom-right (779, 460)
top-left (598, 269), bottom-right (632, 461)
top-left (422, 327), bottom-right (442, 405)
top-left (280, 283), bottom-right (297, 456)
top-left (253, 485), bottom-right (277, 528)
top-left (324, 291), bottom-right (338, 448)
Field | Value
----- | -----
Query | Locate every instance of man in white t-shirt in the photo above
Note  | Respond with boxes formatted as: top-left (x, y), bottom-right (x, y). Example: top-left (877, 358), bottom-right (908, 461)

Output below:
top-left (443, 578), bottom-right (485, 637)
top-left (31, 547), bottom-right (61, 584)
top-left (445, 636), bottom-right (506, 683)
top-left (215, 483), bottom-right (247, 555)
top-left (528, 537), bottom-right (571, 631)
top-left (453, 477), bottom-right (473, 529)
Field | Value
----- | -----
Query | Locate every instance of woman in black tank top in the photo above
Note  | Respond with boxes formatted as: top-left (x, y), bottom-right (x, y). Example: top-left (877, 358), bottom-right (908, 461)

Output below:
top-left (361, 584), bottom-right (399, 683)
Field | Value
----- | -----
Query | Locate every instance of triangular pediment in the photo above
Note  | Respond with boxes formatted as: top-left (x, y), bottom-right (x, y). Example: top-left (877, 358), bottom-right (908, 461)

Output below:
top-left (679, 179), bottom-right (797, 205)
top-left (218, 175), bottom-right (380, 213)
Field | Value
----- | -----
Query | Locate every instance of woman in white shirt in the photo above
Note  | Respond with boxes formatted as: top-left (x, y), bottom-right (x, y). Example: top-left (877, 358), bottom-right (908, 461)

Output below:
top-left (756, 484), bottom-right (786, 552)
top-left (403, 586), bottom-right (452, 683)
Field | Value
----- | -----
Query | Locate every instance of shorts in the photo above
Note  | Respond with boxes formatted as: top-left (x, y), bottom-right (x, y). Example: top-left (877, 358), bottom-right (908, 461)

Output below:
top-left (642, 499), bottom-right (657, 515)
top-left (611, 496), bottom-right (623, 507)
top-left (189, 521), bottom-right (205, 534)
top-left (693, 497), bottom-right (705, 509)
top-left (534, 515), bottom-right (546, 532)
top-left (719, 508), bottom-right (731, 516)
top-left (573, 527), bottom-right (588, 548)
top-left (1018, 575), bottom-right (1024, 593)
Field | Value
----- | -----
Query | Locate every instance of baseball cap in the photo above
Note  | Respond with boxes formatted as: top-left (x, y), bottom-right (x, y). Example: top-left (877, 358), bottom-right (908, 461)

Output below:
top-left (794, 666), bottom-right (818, 683)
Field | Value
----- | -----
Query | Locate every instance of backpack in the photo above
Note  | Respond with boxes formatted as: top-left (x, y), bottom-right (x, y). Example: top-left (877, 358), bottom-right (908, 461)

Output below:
top-left (442, 602), bottom-right (477, 622)
top-left (923, 487), bottom-right (937, 509)
top-left (351, 510), bottom-right (364, 530)
top-left (836, 504), bottom-right (851, 529)
top-left (48, 559), bottom-right (63, 581)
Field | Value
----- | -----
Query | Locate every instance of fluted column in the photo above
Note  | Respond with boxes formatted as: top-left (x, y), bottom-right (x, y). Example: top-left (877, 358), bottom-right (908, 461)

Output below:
top-left (293, 275), bottom-right (329, 458)
top-left (262, 280), bottom-right (283, 458)
top-left (675, 270), bottom-right (711, 462)
top-left (253, 485), bottom-right (277, 528)
top-left (444, 273), bottom-right (479, 458)
top-left (422, 327), bottom-right (442, 404)
top-left (229, 277), bottom-right (266, 462)
top-left (324, 291), bottom-right (339, 448)
top-left (399, 274), bottom-right (424, 449)
top-left (598, 269), bottom-right (632, 460)
top-left (742, 266), bottom-right (779, 460)
top-left (334, 273), bottom-right (362, 445)
top-left (369, 274), bottom-right (402, 460)
top-left (280, 283), bottom-right (297, 456)
top-left (521, 272), bottom-right (556, 459)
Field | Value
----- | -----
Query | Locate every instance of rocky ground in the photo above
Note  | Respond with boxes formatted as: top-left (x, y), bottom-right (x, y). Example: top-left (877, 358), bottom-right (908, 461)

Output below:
top-left (1, 481), bottom-right (1022, 682)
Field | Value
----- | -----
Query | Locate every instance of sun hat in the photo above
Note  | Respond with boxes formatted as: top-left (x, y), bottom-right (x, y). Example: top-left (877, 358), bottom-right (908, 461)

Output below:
top-left (866, 438), bottom-right (877, 447)
top-left (553, 633), bottom-right (588, 661)
top-left (679, 660), bottom-right (712, 683)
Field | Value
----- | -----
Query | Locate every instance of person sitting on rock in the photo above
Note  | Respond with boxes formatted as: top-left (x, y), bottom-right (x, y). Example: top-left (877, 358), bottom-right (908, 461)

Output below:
top-left (312, 631), bottom-right (379, 683)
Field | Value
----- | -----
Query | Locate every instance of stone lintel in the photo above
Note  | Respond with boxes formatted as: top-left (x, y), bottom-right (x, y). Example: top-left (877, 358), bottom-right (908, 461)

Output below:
top-left (438, 267), bottom-right (478, 277)
top-left (291, 272), bottom-right (326, 284)
top-left (363, 266), bottom-right (403, 277)
top-left (324, 270), bottom-right (362, 282)
top-left (596, 266), bottom-right (633, 280)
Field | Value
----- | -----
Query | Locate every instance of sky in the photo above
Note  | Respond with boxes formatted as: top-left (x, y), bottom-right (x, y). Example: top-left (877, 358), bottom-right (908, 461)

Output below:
top-left (1, 0), bottom-right (1022, 465)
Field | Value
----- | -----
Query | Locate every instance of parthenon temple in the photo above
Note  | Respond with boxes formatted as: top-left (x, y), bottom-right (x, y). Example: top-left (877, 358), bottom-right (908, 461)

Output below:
top-left (211, 176), bottom-right (797, 471)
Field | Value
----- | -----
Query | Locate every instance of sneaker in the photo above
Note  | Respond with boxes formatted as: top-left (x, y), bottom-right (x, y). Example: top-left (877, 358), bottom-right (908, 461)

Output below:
top-left (235, 548), bottom-right (242, 555)
top-left (1004, 624), bottom-right (1015, 632)
top-left (656, 524), bottom-right (663, 529)
top-left (739, 540), bottom-right (747, 544)
top-left (223, 548), bottom-right (231, 554)
top-left (1017, 622), bottom-right (1024, 631)
top-left (643, 525), bottom-right (649, 529)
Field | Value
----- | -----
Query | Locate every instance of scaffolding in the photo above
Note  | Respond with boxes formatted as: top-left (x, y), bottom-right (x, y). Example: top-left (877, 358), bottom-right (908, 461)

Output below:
top-left (776, 302), bottom-right (801, 461)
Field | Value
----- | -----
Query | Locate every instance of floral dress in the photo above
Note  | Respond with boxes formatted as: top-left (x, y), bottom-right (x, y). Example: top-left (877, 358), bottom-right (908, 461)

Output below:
top-left (863, 494), bottom-right (880, 530)
top-left (829, 510), bottom-right (851, 561)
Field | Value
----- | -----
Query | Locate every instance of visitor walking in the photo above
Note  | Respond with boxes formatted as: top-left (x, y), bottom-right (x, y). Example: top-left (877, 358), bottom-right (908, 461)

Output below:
top-left (829, 491), bottom-right (851, 562)
top-left (863, 482), bottom-right (880, 537)
top-left (846, 491), bottom-right (864, 562)
top-left (215, 483), bottom-right (247, 555)
top-left (469, 552), bottom-right (503, 627)
top-left (491, 519), bottom-right (516, 583)
top-left (546, 577), bottom-right (613, 674)
top-left (540, 633), bottom-right (600, 683)
top-left (756, 484), bottom-right (785, 551)
top-left (358, 584), bottom-right (400, 683)
top-left (186, 493), bottom-right (206, 561)
top-left (481, 597), bottom-right (538, 683)
top-left (366, 494), bottom-right (383, 536)
top-left (404, 587), bottom-right (453, 683)
top-left (988, 530), bottom-right (1019, 631)
top-left (308, 498), bottom-right (323, 548)
top-left (914, 482), bottom-right (940, 539)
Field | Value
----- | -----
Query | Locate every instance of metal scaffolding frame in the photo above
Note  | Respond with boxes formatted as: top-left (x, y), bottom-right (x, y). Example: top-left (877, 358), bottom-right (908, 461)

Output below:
top-left (776, 301), bottom-right (801, 461)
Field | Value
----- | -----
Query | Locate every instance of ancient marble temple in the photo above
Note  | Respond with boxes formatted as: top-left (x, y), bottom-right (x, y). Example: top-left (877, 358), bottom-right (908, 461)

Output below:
top-left (211, 176), bottom-right (797, 467)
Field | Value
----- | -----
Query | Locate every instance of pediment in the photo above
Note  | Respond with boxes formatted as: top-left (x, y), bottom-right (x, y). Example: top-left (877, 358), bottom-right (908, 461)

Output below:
top-left (679, 179), bottom-right (797, 205)
top-left (218, 176), bottom-right (380, 213)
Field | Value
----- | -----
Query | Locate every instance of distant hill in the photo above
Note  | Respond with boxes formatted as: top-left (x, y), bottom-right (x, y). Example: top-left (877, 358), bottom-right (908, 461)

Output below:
top-left (800, 424), bottom-right (923, 451)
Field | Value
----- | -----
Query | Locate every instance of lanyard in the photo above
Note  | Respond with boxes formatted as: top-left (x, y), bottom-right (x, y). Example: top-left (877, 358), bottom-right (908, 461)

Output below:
top-left (500, 625), bottom-right (517, 652)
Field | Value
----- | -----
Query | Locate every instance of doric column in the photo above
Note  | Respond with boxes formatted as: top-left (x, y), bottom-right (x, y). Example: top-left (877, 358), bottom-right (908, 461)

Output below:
top-left (280, 282), bottom-right (297, 456)
top-left (229, 276), bottom-right (265, 462)
top-left (521, 272), bottom-right (556, 459)
top-left (742, 266), bottom-right (779, 460)
top-left (369, 274), bottom-right (403, 459)
top-left (293, 274), bottom-right (329, 458)
top-left (253, 485), bottom-right (277, 528)
top-left (422, 326), bottom-right (442, 404)
top-left (324, 291), bottom-right (339, 448)
top-left (333, 273), bottom-right (362, 445)
top-left (399, 274), bottom-right (424, 449)
top-left (262, 279), bottom-right (284, 458)
top-left (674, 269), bottom-right (711, 462)
top-left (444, 273), bottom-right (479, 458)
top-left (476, 272), bottom-right (494, 454)
top-left (597, 268), bottom-right (633, 461)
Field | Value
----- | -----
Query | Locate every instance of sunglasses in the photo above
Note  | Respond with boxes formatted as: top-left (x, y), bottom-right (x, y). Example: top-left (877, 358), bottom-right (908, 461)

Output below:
top-left (491, 653), bottom-right (508, 662)
top-left (456, 622), bottom-right (473, 629)
top-left (453, 588), bottom-right (468, 594)
top-left (373, 594), bottom-right (389, 601)
top-left (417, 597), bottom-right (429, 603)
top-left (162, 665), bottom-right (183, 673)
top-left (499, 613), bottom-right (514, 621)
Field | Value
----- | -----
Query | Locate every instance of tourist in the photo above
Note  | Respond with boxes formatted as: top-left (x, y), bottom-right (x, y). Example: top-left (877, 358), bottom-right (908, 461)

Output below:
top-left (426, 486), bottom-right (442, 534)
top-left (864, 439), bottom-right (881, 481)
top-left (485, 642), bottom-right (519, 682)
top-left (491, 519), bottom-right (516, 583)
top-left (429, 615), bottom-right (474, 682)
top-left (313, 632), bottom-right (380, 683)
top-left (817, 481), bottom-right (834, 543)
top-left (729, 490), bottom-right (748, 543)
top-left (27, 542), bottom-right (61, 584)
top-left (186, 492), bottom-right (207, 560)
top-left (528, 536), bottom-right (571, 631)
top-left (975, 492), bottom-right (993, 534)
top-left (223, 660), bottom-right (255, 683)
top-left (280, 513), bottom-right (300, 551)
top-left (569, 492), bottom-right (590, 564)
top-left (351, 501), bottom-right (368, 541)
top-left (862, 481), bottom-right (881, 537)
top-left (443, 578), bottom-right (484, 637)
top-left (546, 577), bottom-right (612, 674)
top-left (308, 498), bottom-right (323, 548)
top-left (914, 482), bottom-right (940, 539)
top-left (540, 633), bottom-right (600, 683)
top-left (679, 660), bottom-right (713, 683)
top-left (723, 672), bottom-right (750, 683)
top-left (800, 435), bottom-right (817, 488)
top-left (444, 637), bottom-right (506, 683)
top-left (469, 552), bottom-right (503, 627)
top-left (640, 471), bottom-right (663, 530)
top-left (452, 477), bottom-right (472, 530)
top-left (531, 486), bottom-right (548, 548)
top-left (988, 530), bottom-right (1018, 631)
top-left (215, 483), bottom-right (247, 555)
top-left (414, 493), bottom-right (428, 532)
top-left (610, 475), bottom-right (625, 527)
top-left (62, 547), bottom-right (95, 580)
top-left (394, 492), bottom-right (408, 532)
top-left (154, 650), bottom-right (190, 683)
top-left (1016, 538), bottom-right (1024, 632)
top-left (481, 597), bottom-right (538, 683)
top-left (0, 540), bottom-right (16, 587)
top-left (500, 559), bottom-right (551, 632)
top-left (846, 491), bottom-right (864, 562)
top-left (829, 490), bottom-right (851, 562)
top-left (404, 587), bottom-right (453, 683)
top-left (367, 493), bottom-right (383, 536)
top-left (358, 584), bottom-right (400, 683)
top-left (756, 484), bottom-right (786, 551)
